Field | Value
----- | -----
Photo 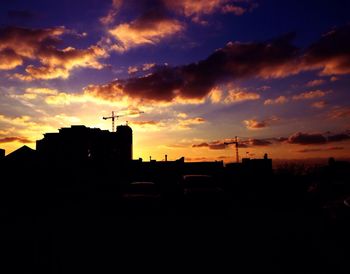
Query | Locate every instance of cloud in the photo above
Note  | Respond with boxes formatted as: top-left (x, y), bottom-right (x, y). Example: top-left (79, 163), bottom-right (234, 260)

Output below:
top-left (327, 134), bottom-right (350, 142)
top-left (142, 63), bottom-right (156, 71)
top-left (246, 138), bottom-right (272, 146)
top-left (108, 9), bottom-right (184, 52)
top-left (177, 117), bottom-right (206, 129)
top-left (302, 25), bottom-right (350, 76)
top-left (164, 0), bottom-right (258, 22)
top-left (287, 132), bottom-right (350, 146)
top-left (128, 66), bottom-right (138, 74)
top-left (243, 119), bottom-right (267, 129)
top-left (330, 76), bottom-right (339, 82)
top-left (264, 95), bottom-right (288, 105)
top-left (192, 131), bottom-right (350, 152)
top-left (292, 90), bottom-right (327, 100)
top-left (287, 132), bottom-right (327, 145)
top-left (0, 26), bottom-right (65, 65)
top-left (88, 33), bottom-right (298, 103)
top-left (83, 25), bottom-right (350, 104)
top-left (130, 120), bottom-right (161, 126)
top-left (311, 100), bottom-right (327, 109)
top-left (192, 137), bottom-right (271, 150)
top-left (0, 136), bottom-right (33, 144)
top-left (297, 147), bottom-right (344, 153)
top-left (0, 26), bottom-right (107, 80)
top-left (243, 116), bottom-right (278, 130)
top-left (0, 48), bottom-right (23, 70)
top-left (14, 45), bottom-right (107, 81)
top-left (306, 79), bottom-right (326, 87)
top-left (327, 107), bottom-right (350, 119)
top-left (224, 89), bottom-right (260, 104)
top-left (100, 0), bottom-right (123, 25)
top-left (192, 142), bottom-right (209, 148)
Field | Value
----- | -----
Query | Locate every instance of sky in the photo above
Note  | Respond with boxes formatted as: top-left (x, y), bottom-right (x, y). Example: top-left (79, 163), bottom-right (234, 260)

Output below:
top-left (0, 0), bottom-right (350, 162)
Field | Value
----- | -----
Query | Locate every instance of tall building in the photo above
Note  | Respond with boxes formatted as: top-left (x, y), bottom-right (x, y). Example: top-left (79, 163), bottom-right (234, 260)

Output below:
top-left (36, 125), bottom-right (132, 162)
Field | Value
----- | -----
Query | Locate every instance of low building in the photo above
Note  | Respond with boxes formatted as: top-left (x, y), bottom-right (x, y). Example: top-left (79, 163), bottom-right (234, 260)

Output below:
top-left (36, 125), bottom-right (132, 163)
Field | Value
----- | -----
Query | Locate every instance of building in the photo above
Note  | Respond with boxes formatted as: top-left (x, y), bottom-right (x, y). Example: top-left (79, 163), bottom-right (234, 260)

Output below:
top-left (5, 145), bottom-right (36, 161)
top-left (36, 125), bottom-right (132, 163)
top-left (0, 148), bottom-right (5, 159)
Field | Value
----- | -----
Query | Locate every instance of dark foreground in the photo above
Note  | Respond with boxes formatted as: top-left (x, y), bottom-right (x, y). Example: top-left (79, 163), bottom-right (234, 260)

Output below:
top-left (1, 163), bottom-right (349, 274)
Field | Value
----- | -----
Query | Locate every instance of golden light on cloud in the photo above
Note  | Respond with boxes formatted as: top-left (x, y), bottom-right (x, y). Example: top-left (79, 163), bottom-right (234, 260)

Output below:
top-left (224, 89), bottom-right (260, 104)
top-left (109, 17), bottom-right (184, 52)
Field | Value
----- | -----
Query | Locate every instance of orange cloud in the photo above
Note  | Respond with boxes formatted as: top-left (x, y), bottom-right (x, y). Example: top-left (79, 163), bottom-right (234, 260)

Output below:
top-left (224, 89), bottom-right (260, 104)
top-left (306, 79), bottom-right (326, 87)
top-left (292, 90), bottom-right (327, 100)
top-left (100, 0), bottom-right (122, 25)
top-left (14, 45), bottom-right (107, 80)
top-left (311, 100), bottom-right (327, 109)
top-left (0, 26), bottom-right (107, 80)
top-left (243, 119), bottom-right (267, 130)
top-left (264, 95), bottom-right (288, 105)
top-left (0, 136), bottom-right (33, 144)
top-left (177, 117), bottom-right (206, 129)
top-left (0, 49), bottom-right (23, 70)
top-left (327, 107), bottom-right (350, 119)
top-left (108, 10), bottom-right (184, 52)
top-left (165, 0), bottom-right (257, 22)
top-left (243, 116), bottom-right (279, 130)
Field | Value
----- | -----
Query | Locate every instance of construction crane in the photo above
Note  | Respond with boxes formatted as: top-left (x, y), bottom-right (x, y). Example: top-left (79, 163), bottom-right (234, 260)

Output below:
top-left (224, 136), bottom-right (240, 163)
top-left (103, 111), bottom-right (144, 132)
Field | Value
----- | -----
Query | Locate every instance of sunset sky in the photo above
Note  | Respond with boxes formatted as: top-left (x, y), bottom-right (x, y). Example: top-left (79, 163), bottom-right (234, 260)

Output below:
top-left (1, 0), bottom-right (350, 162)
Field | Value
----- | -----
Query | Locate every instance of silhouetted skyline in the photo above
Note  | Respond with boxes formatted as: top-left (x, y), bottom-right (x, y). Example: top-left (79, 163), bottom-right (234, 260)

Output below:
top-left (0, 0), bottom-right (350, 161)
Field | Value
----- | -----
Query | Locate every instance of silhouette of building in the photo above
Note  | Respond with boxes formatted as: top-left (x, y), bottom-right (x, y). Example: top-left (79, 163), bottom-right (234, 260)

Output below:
top-left (5, 145), bottom-right (36, 161)
top-left (36, 125), bottom-right (132, 162)
top-left (0, 148), bottom-right (5, 159)
top-left (226, 154), bottom-right (273, 175)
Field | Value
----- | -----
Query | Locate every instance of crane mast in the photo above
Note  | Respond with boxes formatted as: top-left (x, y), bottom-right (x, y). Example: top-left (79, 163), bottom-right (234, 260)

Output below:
top-left (103, 111), bottom-right (144, 132)
top-left (224, 136), bottom-right (239, 163)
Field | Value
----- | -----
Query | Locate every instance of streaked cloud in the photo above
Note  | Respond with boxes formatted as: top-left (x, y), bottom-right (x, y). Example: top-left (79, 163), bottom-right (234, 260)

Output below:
top-left (311, 100), bottom-right (327, 109)
top-left (164, 0), bottom-right (258, 23)
top-left (292, 90), bottom-right (327, 100)
top-left (224, 89), bottom-right (260, 104)
top-left (306, 79), bottom-right (326, 87)
top-left (264, 95), bottom-right (288, 105)
top-left (0, 136), bottom-right (33, 144)
top-left (100, 0), bottom-right (123, 25)
top-left (108, 10), bottom-right (184, 52)
top-left (327, 106), bottom-right (350, 119)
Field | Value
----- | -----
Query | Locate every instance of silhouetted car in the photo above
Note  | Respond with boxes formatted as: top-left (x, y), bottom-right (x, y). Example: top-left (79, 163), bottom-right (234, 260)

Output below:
top-left (120, 181), bottom-right (162, 215)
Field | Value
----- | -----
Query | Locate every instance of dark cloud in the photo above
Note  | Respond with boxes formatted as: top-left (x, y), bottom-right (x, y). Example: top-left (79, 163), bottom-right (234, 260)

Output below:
top-left (297, 147), bottom-right (344, 153)
top-left (192, 131), bottom-right (350, 151)
top-left (287, 132), bottom-right (327, 145)
top-left (0, 26), bottom-right (107, 79)
top-left (246, 139), bottom-right (272, 146)
top-left (0, 137), bottom-right (32, 144)
top-left (303, 24), bottom-right (350, 75)
top-left (192, 138), bottom-right (270, 150)
top-left (192, 142), bottom-right (209, 148)
top-left (87, 24), bottom-right (350, 103)
top-left (327, 134), bottom-right (350, 142)
top-left (89, 33), bottom-right (298, 102)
